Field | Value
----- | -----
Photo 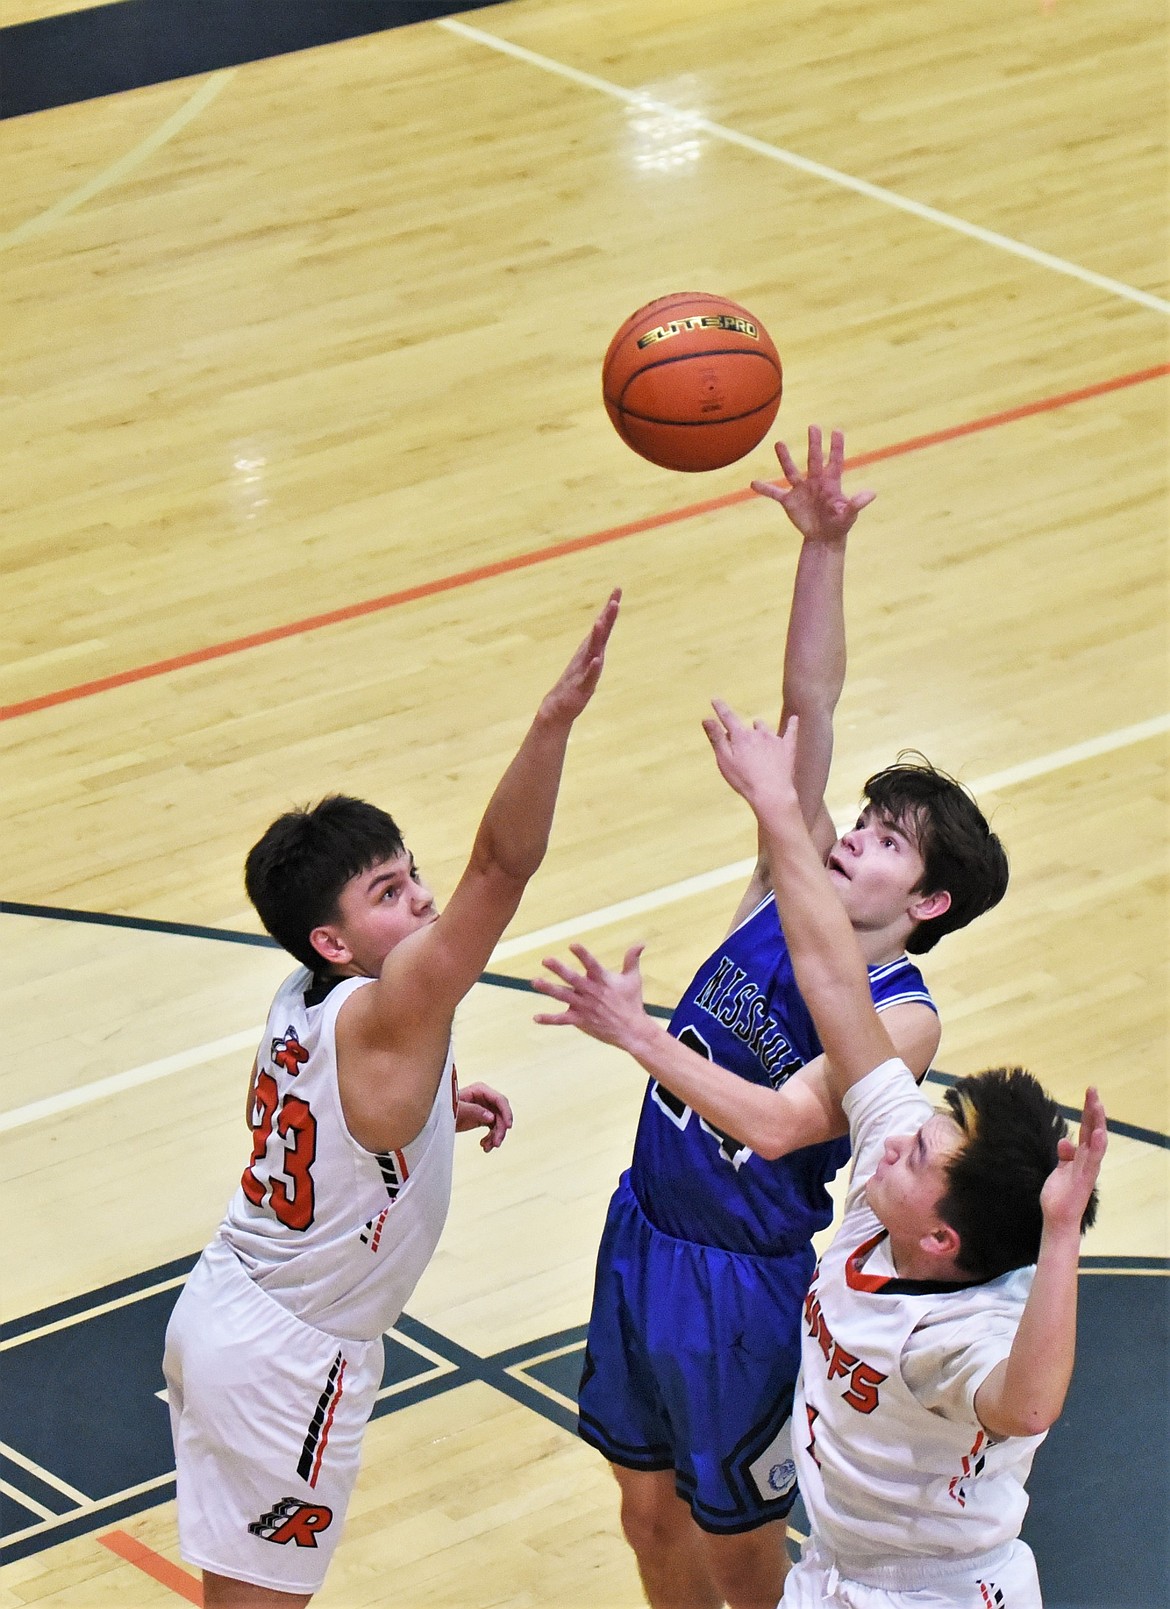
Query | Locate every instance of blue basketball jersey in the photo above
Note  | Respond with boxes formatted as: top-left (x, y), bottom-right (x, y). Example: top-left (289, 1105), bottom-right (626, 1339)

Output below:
top-left (628, 893), bottom-right (937, 1257)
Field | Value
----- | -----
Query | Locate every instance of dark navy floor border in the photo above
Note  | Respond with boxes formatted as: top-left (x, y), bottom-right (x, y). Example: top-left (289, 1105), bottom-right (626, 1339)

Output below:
top-left (5, 897), bottom-right (1168, 1151)
top-left (1, 1251), bottom-right (1164, 1599)
top-left (0, 0), bottom-right (500, 120)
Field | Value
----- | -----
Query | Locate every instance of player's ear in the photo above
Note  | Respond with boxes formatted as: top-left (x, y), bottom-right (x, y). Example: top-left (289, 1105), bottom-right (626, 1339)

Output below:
top-left (310, 924), bottom-right (352, 967)
top-left (920, 1221), bottom-right (961, 1263)
top-left (909, 888), bottom-right (951, 924)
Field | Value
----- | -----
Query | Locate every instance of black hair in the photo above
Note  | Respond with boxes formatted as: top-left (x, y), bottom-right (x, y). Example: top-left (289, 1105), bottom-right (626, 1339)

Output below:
top-left (244, 794), bottom-right (405, 970)
top-left (939, 1067), bottom-right (1098, 1279)
top-left (862, 753), bottom-right (1009, 953)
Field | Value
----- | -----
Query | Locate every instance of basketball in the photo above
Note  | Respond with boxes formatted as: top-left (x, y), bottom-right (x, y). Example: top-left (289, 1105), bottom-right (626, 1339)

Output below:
top-left (602, 292), bottom-right (782, 473)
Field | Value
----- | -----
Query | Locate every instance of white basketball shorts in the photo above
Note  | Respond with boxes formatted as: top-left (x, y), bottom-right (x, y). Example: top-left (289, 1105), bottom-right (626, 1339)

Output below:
top-left (782, 1537), bottom-right (1042, 1609)
top-left (163, 1236), bottom-right (384, 1595)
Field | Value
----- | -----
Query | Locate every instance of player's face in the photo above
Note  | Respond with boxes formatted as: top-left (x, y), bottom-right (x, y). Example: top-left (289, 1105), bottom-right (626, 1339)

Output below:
top-left (866, 1110), bottom-right (963, 1242)
top-left (326, 850), bottom-right (438, 976)
top-left (825, 808), bottom-right (931, 934)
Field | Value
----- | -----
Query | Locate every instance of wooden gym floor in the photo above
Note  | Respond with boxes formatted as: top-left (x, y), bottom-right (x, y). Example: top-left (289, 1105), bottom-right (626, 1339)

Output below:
top-left (0, 1), bottom-right (1166, 1604)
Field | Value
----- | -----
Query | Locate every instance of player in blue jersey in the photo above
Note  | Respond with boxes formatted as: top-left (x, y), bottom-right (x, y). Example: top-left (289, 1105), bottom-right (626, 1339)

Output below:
top-left (535, 429), bottom-right (1010, 1609)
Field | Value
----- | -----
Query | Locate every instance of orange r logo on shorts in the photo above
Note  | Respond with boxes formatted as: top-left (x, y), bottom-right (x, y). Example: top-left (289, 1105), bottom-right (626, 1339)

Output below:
top-left (248, 1497), bottom-right (334, 1547)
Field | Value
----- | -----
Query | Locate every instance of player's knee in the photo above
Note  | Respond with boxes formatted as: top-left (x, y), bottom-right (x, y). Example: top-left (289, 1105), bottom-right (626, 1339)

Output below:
top-left (702, 1523), bottom-right (790, 1608)
top-left (613, 1471), bottom-right (690, 1558)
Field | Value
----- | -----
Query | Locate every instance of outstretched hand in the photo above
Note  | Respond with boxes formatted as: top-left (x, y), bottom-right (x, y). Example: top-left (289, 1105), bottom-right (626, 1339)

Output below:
top-left (751, 425), bottom-right (874, 544)
top-left (532, 942), bottom-right (650, 1052)
top-left (539, 589), bottom-right (621, 725)
top-left (1040, 1086), bottom-right (1107, 1234)
top-left (703, 701), bottom-right (802, 823)
top-left (456, 1081), bottom-right (514, 1151)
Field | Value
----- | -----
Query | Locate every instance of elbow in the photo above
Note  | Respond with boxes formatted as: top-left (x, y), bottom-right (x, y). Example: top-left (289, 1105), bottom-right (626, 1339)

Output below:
top-left (474, 838), bottom-right (543, 890)
top-left (752, 1126), bottom-right (797, 1163)
top-left (1007, 1410), bottom-right (1056, 1440)
top-left (981, 1402), bottom-right (1061, 1440)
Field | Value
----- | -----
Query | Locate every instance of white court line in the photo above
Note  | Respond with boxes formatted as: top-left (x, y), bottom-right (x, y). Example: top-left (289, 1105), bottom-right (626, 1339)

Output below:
top-left (0, 70), bottom-right (235, 252)
top-left (0, 1440), bottom-right (89, 1505)
top-left (0, 1029), bottom-right (260, 1135)
top-left (438, 18), bottom-right (1170, 319)
top-left (0, 1472), bottom-right (175, 1549)
top-left (0, 1477), bottom-right (55, 1523)
top-left (0, 1274), bottom-right (189, 1353)
top-left (1, 715), bottom-right (1166, 1133)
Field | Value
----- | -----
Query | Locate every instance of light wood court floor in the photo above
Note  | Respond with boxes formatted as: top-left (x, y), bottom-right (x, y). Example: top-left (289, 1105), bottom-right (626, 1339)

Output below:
top-left (0, 0), bottom-right (1166, 1603)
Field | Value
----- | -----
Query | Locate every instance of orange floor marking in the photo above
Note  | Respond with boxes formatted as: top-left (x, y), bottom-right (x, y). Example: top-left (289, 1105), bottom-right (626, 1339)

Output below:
top-left (98, 1529), bottom-right (203, 1603)
top-left (3, 360), bottom-right (1166, 725)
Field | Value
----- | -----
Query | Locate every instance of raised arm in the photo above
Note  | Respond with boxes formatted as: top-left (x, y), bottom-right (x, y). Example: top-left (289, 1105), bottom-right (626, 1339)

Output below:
top-left (974, 1088), bottom-right (1107, 1438)
top-left (705, 707), bottom-right (895, 1098)
top-left (728, 429), bottom-right (873, 930)
top-left (337, 591), bottom-right (619, 1149)
top-left (378, 590), bottom-right (619, 1024)
top-left (763, 427), bottom-right (874, 844)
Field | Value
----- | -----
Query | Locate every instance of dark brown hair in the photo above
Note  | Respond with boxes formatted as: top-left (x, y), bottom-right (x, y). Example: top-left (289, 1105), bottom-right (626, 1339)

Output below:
top-left (863, 754), bottom-right (1009, 953)
top-left (244, 794), bottom-right (405, 970)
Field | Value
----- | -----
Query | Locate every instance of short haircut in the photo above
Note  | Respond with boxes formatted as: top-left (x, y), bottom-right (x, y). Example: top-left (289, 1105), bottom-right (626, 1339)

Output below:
top-left (863, 754), bottom-right (1009, 953)
top-left (244, 795), bottom-right (405, 971)
top-left (939, 1067), bottom-right (1098, 1280)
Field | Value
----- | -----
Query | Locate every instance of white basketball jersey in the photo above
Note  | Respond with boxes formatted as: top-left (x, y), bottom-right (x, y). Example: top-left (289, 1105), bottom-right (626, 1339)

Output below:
top-left (793, 1060), bottom-right (1043, 1573)
top-left (220, 966), bottom-right (457, 1342)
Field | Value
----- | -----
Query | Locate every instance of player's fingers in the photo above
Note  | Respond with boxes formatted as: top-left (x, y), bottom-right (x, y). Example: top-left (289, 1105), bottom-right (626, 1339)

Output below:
top-left (531, 985), bottom-right (574, 1011)
top-left (850, 489), bottom-right (877, 511)
top-left (751, 478), bottom-right (787, 503)
top-left (592, 589), bottom-right (622, 644)
top-left (536, 957), bottom-right (579, 985)
top-left (532, 976), bottom-right (577, 1004)
top-left (827, 428), bottom-right (845, 477)
top-left (774, 440), bottom-right (801, 483)
top-left (569, 942), bottom-right (608, 979)
top-left (807, 423), bottom-right (824, 475)
top-left (621, 944), bottom-right (646, 974)
top-left (533, 1009), bottom-right (575, 1026)
top-left (709, 697), bottom-right (746, 735)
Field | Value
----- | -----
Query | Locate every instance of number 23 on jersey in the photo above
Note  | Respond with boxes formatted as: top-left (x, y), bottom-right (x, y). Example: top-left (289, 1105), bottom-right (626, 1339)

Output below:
top-left (241, 1065), bottom-right (319, 1231)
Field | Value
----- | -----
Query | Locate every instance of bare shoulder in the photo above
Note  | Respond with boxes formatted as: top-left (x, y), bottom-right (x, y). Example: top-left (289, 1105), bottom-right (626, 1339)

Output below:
top-left (874, 998), bottom-right (942, 1078)
top-left (333, 976), bottom-right (453, 1152)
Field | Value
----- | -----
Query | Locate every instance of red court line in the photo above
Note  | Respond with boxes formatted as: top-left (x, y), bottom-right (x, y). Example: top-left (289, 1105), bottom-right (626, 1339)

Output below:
top-left (3, 360), bottom-right (1167, 725)
top-left (98, 1529), bottom-right (203, 1604)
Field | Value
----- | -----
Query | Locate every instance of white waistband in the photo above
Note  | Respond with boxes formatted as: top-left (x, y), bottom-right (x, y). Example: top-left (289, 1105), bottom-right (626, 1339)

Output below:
top-left (805, 1537), bottom-right (1019, 1591)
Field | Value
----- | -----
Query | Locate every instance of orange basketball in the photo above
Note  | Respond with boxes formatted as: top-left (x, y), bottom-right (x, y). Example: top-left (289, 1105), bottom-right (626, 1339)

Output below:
top-left (602, 292), bottom-right (782, 473)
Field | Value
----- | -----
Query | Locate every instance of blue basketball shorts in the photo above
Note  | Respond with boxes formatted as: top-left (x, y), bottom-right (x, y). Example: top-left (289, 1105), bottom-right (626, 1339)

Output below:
top-left (577, 1172), bottom-right (814, 1534)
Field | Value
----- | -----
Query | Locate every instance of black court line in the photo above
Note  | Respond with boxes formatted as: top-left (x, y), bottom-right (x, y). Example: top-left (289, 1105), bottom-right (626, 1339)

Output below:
top-left (0, 0), bottom-right (499, 120)
top-left (4, 898), bottom-right (1167, 1149)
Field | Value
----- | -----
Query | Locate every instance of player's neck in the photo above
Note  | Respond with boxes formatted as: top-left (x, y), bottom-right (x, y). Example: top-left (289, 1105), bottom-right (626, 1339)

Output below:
top-left (852, 923), bottom-right (911, 967)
